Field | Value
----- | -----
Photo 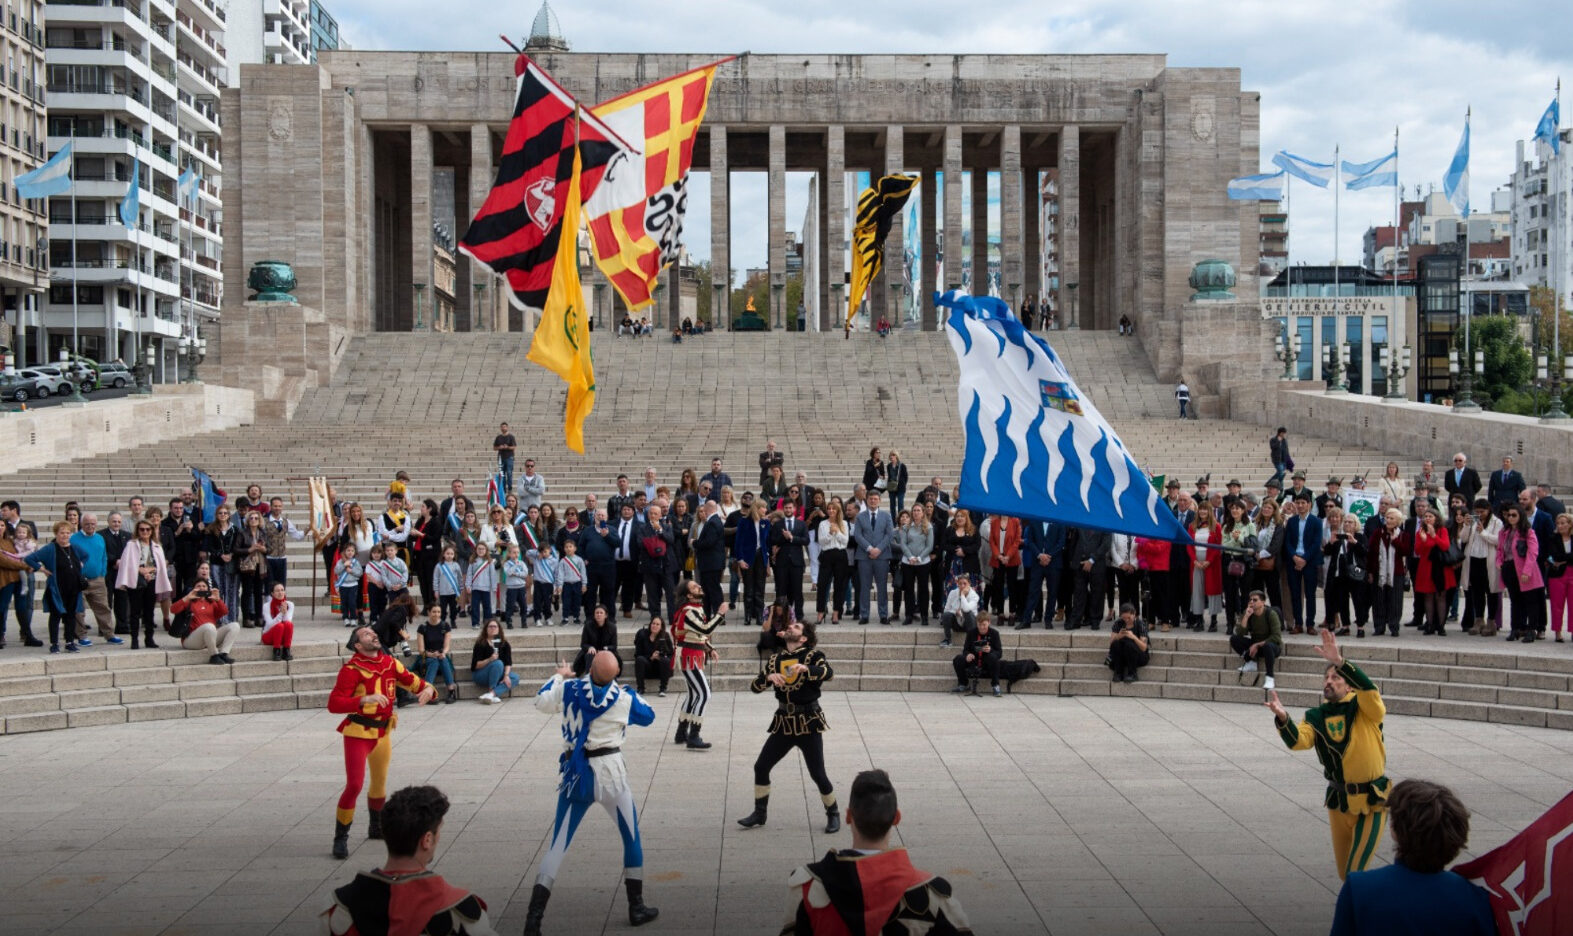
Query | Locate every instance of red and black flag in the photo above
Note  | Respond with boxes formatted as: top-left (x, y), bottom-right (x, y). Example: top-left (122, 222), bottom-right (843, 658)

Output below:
top-left (459, 56), bottom-right (633, 312)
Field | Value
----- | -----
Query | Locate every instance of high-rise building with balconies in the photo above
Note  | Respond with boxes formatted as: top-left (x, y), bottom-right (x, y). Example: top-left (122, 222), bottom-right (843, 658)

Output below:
top-left (44, 0), bottom-right (227, 379)
top-left (0, 0), bottom-right (49, 365)
top-left (225, 0), bottom-right (337, 69)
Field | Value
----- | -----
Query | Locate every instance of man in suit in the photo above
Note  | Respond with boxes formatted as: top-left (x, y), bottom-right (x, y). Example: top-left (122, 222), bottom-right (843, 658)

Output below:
top-left (734, 506), bottom-right (771, 625)
top-left (611, 504), bottom-right (641, 619)
top-left (1170, 493), bottom-right (1197, 626)
top-left (1536, 483), bottom-right (1566, 519)
top-left (1413, 459), bottom-right (1442, 496)
top-left (578, 508), bottom-right (620, 620)
top-left (99, 510), bottom-right (133, 636)
top-left (607, 475), bottom-right (636, 520)
top-left (1488, 456), bottom-right (1525, 514)
top-left (635, 504), bottom-right (677, 621)
top-left (1021, 519), bottom-right (1066, 629)
top-left (854, 491), bottom-right (895, 625)
top-left (692, 502), bottom-right (728, 616)
top-left (1280, 492), bottom-right (1325, 634)
top-left (918, 477), bottom-right (951, 510)
top-left (1444, 453), bottom-right (1482, 504)
top-left (1315, 478), bottom-right (1343, 520)
top-left (438, 479), bottom-right (466, 521)
top-left (794, 472), bottom-right (816, 514)
top-left (1067, 527), bottom-right (1111, 631)
top-left (758, 441), bottom-right (784, 487)
top-left (770, 501), bottom-right (809, 621)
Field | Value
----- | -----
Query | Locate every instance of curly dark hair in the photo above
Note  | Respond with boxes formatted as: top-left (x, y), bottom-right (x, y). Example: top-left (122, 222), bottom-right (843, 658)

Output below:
top-left (380, 785), bottom-right (450, 857)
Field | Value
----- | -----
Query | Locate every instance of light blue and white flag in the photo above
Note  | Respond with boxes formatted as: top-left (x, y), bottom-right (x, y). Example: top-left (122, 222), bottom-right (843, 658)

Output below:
top-left (1227, 170), bottom-right (1286, 201)
top-left (939, 290), bottom-right (1194, 544)
top-left (1271, 151), bottom-right (1334, 188)
top-left (177, 168), bottom-right (200, 205)
top-left (15, 142), bottom-right (73, 200)
top-left (1343, 150), bottom-right (1397, 191)
top-left (1443, 119), bottom-right (1469, 217)
top-left (1533, 96), bottom-right (1559, 156)
top-left (118, 157), bottom-right (141, 229)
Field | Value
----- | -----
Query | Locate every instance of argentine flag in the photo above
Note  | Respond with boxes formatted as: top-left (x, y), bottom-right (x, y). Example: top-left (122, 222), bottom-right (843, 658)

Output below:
top-left (1533, 97), bottom-right (1560, 155)
top-left (1227, 170), bottom-right (1286, 201)
top-left (177, 168), bottom-right (201, 205)
top-left (939, 291), bottom-right (1193, 544)
top-left (1343, 150), bottom-right (1397, 191)
top-left (119, 156), bottom-right (142, 229)
top-left (1271, 151), bottom-right (1334, 188)
top-left (15, 143), bottom-right (73, 200)
top-left (1442, 120), bottom-right (1469, 217)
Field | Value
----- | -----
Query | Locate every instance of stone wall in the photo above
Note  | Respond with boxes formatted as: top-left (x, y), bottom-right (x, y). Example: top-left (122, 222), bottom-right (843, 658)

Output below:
top-left (209, 301), bottom-right (347, 422)
top-left (0, 385), bottom-right (254, 477)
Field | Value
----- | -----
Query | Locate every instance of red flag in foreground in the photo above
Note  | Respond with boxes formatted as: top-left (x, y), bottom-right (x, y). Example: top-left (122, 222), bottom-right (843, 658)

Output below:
top-left (1452, 789), bottom-right (1573, 936)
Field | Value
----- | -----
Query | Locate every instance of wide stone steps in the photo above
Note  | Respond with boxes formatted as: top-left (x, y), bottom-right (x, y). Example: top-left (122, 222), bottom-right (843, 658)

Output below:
top-left (3, 626), bottom-right (1569, 735)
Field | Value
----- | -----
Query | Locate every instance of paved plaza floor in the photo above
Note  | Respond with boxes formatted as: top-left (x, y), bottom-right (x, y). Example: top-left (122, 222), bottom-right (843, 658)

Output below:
top-left (1, 690), bottom-right (1569, 936)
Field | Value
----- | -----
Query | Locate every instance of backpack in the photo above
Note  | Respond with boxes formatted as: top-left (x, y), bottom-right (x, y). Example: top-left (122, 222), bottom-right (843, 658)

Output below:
top-left (1000, 658), bottom-right (1040, 684)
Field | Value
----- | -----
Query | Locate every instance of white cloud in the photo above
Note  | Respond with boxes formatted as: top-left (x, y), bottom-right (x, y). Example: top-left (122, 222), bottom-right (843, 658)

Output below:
top-left (328, 0), bottom-right (1568, 275)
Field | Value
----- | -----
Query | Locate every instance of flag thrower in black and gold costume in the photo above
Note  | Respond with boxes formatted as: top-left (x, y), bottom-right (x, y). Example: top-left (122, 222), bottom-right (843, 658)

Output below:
top-left (845, 174), bottom-right (919, 336)
top-left (734, 619), bottom-right (840, 834)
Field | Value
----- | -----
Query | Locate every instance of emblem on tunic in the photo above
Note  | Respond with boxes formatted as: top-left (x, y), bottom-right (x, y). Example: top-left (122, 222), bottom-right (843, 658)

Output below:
top-left (1325, 716), bottom-right (1347, 743)
top-left (525, 178), bottom-right (557, 232)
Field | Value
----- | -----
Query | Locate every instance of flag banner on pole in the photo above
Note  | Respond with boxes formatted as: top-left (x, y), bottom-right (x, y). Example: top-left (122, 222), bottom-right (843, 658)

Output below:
top-left (459, 55), bottom-right (634, 314)
top-left (1227, 170), bottom-right (1286, 201)
top-left (939, 290), bottom-right (1194, 544)
top-left (177, 168), bottom-right (200, 205)
top-left (1534, 97), bottom-right (1561, 155)
top-left (527, 142), bottom-right (596, 453)
top-left (1342, 150), bottom-right (1397, 191)
top-left (846, 174), bottom-right (919, 332)
top-left (307, 476), bottom-right (333, 542)
top-left (585, 59), bottom-right (727, 311)
top-left (15, 142), bottom-right (73, 199)
top-left (1453, 788), bottom-right (1573, 936)
top-left (119, 156), bottom-right (142, 228)
top-left (1340, 489), bottom-right (1382, 525)
top-left (190, 468), bottom-right (227, 525)
top-left (1271, 151), bottom-right (1334, 188)
top-left (1443, 120), bottom-right (1470, 217)
top-left (487, 468), bottom-right (505, 510)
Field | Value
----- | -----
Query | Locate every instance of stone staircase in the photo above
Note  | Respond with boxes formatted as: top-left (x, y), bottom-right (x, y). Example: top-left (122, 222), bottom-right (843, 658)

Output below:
top-left (3, 625), bottom-right (1570, 735)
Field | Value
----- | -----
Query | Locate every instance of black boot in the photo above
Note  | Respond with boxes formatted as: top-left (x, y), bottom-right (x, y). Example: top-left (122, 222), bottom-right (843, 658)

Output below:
top-left (674, 720), bottom-right (689, 745)
top-left (332, 821), bottom-right (351, 859)
top-left (272, 647), bottom-right (283, 661)
top-left (685, 726), bottom-right (712, 750)
top-left (367, 809), bottom-right (382, 840)
top-left (283, 647), bottom-right (293, 661)
top-left (522, 883), bottom-right (551, 936)
top-left (825, 805), bottom-right (841, 834)
top-left (144, 630), bottom-right (158, 649)
top-left (737, 796), bottom-right (768, 828)
top-left (625, 878), bottom-right (659, 927)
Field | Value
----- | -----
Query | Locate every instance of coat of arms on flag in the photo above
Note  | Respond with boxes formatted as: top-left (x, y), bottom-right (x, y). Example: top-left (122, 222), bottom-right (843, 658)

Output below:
top-left (1039, 380), bottom-right (1084, 416)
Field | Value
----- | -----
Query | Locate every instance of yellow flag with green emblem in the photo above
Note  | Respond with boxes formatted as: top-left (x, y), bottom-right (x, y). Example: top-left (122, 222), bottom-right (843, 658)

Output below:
top-left (527, 137), bottom-right (596, 453)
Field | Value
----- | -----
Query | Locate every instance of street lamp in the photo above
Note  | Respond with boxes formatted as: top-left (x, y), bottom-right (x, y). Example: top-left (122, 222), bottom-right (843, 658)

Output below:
top-left (412, 282), bottom-right (427, 331)
top-left (1322, 341), bottom-right (1350, 394)
top-left (1450, 347), bottom-right (1483, 412)
top-left (1274, 332), bottom-right (1303, 381)
top-left (1379, 344), bottom-right (1412, 401)
top-left (60, 347), bottom-right (88, 403)
top-left (1543, 353), bottom-right (1573, 423)
top-left (1066, 282), bottom-right (1079, 330)
top-left (135, 343), bottom-right (156, 394)
top-left (181, 330), bottom-right (205, 384)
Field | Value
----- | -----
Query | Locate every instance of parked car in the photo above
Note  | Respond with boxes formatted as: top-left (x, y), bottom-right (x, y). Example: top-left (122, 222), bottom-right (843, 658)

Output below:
top-left (94, 361), bottom-right (132, 389)
top-left (17, 367), bottom-right (74, 397)
top-left (1, 372), bottom-right (51, 402)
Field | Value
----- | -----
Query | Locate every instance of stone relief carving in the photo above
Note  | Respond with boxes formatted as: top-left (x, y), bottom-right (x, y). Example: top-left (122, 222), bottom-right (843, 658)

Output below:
top-left (267, 98), bottom-right (293, 142)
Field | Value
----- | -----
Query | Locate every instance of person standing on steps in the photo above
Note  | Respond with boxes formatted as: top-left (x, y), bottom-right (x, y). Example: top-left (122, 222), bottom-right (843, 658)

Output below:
top-left (327, 625), bottom-right (435, 860)
top-left (1265, 629), bottom-right (1389, 880)
top-left (736, 618), bottom-right (840, 834)
top-left (672, 579), bottom-right (727, 750)
top-left (492, 422), bottom-right (516, 493)
top-left (854, 491), bottom-right (895, 625)
top-left (1267, 427), bottom-right (1291, 490)
top-left (1174, 377), bottom-right (1191, 419)
top-left (524, 650), bottom-right (659, 936)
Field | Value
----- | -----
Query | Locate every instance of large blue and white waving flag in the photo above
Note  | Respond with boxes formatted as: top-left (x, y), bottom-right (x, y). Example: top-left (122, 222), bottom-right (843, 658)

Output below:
top-left (118, 157), bottom-right (141, 229)
top-left (1343, 150), bottom-right (1397, 191)
top-left (15, 143), bottom-right (73, 200)
top-left (177, 167), bottom-right (200, 205)
top-left (1443, 119), bottom-right (1470, 217)
top-left (1271, 151), bottom-right (1334, 188)
top-left (939, 291), bottom-right (1193, 544)
top-left (1227, 170), bottom-right (1286, 201)
top-left (1533, 97), bottom-right (1560, 155)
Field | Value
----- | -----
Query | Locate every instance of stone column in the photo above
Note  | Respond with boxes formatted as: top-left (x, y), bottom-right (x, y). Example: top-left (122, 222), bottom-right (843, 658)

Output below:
top-left (971, 168), bottom-right (988, 297)
top-left (1058, 124), bottom-right (1081, 329)
top-left (824, 125), bottom-right (845, 332)
top-left (1000, 125), bottom-right (1023, 311)
top-left (920, 168), bottom-right (938, 329)
top-left (410, 123), bottom-right (433, 332)
top-left (469, 123), bottom-right (494, 332)
top-left (1024, 164), bottom-right (1041, 308)
top-left (768, 125), bottom-right (787, 329)
top-left (943, 126), bottom-right (963, 291)
top-left (710, 127), bottom-right (729, 329)
top-left (884, 125), bottom-right (905, 322)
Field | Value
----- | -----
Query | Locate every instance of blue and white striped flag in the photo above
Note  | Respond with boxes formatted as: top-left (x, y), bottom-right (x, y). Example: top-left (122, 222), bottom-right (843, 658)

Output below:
top-left (118, 157), bottom-right (142, 229)
top-left (1533, 97), bottom-right (1559, 156)
top-left (177, 168), bottom-right (200, 205)
top-left (15, 142), bottom-right (73, 199)
top-left (939, 291), bottom-right (1194, 544)
top-left (1227, 170), bottom-right (1286, 201)
top-left (1443, 119), bottom-right (1470, 217)
top-left (1271, 151), bottom-right (1334, 188)
top-left (1343, 150), bottom-right (1397, 191)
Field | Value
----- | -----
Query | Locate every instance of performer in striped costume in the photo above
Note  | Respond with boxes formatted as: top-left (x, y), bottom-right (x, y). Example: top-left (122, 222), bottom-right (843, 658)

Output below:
top-left (672, 578), bottom-right (727, 750)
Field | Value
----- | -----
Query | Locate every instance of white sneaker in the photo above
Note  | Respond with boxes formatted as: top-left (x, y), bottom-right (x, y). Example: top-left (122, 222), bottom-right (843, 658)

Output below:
top-left (1238, 660), bottom-right (1258, 673)
top-left (1263, 676), bottom-right (1275, 691)
top-left (479, 692), bottom-right (498, 704)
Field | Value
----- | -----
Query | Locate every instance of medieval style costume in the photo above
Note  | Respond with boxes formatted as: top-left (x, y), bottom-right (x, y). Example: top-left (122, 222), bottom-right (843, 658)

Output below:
top-left (781, 849), bottom-right (973, 935)
top-left (322, 869), bottom-right (497, 936)
top-left (672, 598), bottom-right (726, 749)
top-left (736, 641), bottom-right (839, 833)
top-left (327, 646), bottom-right (429, 859)
top-left (381, 482), bottom-right (414, 566)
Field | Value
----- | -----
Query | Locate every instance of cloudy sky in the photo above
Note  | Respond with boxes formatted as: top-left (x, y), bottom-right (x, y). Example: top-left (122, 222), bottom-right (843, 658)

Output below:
top-left (329, 0), bottom-right (1567, 280)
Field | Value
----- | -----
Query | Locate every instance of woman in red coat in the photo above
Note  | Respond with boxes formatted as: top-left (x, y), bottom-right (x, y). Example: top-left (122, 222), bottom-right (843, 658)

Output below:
top-left (1136, 536), bottom-right (1172, 631)
top-left (1412, 508), bottom-right (1455, 634)
top-left (1187, 512), bottom-right (1225, 630)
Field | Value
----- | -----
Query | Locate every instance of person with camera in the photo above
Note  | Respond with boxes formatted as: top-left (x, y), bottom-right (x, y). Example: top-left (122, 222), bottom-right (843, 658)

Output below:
top-left (950, 612), bottom-right (1003, 696)
top-left (170, 562), bottom-right (238, 665)
top-left (1324, 515), bottom-right (1369, 638)
top-left (1106, 603), bottom-right (1150, 683)
top-left (470, 618), bottom-right (520, 704)
top-left (633, 614), bottom-right (674, 697)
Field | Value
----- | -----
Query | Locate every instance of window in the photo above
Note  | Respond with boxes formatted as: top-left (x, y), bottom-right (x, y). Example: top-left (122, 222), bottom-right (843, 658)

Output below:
top-left (1370, 316), bottom-right (1389, 396)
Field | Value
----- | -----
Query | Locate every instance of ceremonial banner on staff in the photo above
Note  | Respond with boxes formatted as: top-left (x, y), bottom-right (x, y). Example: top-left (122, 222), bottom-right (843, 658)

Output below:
top-left (307, 476), bottom-right (333, 541)
top-left (846, 174), bottom-right (919, 333)
top-left (528, 143), bottom-right (596, 453)
top-left (1341, 489), bottom-right (1382, 525)
top-left (586, 59), bottom-right (727, 310)
top-left (1454, 788), bottom-right (1573, 936)
top-left (190, 468), bottom-right (226, 525)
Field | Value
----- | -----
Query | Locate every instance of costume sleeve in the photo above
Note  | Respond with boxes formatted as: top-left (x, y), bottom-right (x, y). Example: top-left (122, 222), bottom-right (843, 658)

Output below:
top-left (1339, 660), bottom-right (1385, 722)
top-left (751, 656), bottom-right (773, 694)
top-left (534, 673), bottom-right (565, 714)
top-left (779, 872), bottom-right (813, 936)
top-left (627, 690), bottom-right (656, 727)
top-left (392, 657), bottom-right (428, 694)
top-left (1277, 715), bottom-right (1316, 751)
top-left (686, 606), bottom-right (726, 637)
top-left (327, 666), bottom-right (367, 714)
top-left (804, 650), bottom-right (833, 683)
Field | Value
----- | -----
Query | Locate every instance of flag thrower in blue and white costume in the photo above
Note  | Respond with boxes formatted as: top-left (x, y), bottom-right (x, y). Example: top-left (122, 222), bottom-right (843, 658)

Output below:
top-left (938, 291), bottom-right (1194, 545)
top-left (525, 651), bottom-right (659, 936)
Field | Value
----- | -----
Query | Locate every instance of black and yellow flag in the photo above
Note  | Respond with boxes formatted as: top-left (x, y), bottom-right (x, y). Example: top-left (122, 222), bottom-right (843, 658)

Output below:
top-left (846, 174), bottom-right (918, 334)
top-left (526, 137), bottom-right (595, 453)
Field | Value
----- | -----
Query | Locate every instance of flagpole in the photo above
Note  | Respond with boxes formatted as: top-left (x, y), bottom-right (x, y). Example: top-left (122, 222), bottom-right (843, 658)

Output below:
top-left (1463, 107), bottom-right (1471, 366)
top-left (1333, 143), bottom-right (1340, 295)
top-left (1393, 126), bottom-right (1399, 398)
top-left (69, 126), bottom-right (79, 361)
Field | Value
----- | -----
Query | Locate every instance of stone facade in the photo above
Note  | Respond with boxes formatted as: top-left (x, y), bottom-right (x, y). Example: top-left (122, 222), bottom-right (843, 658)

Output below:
top-left (217, 52), bottom-right (1262, 353)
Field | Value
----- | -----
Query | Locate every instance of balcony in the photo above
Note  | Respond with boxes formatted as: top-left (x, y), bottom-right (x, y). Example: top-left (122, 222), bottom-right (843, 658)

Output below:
top-left (174, 9), bottom-right (226, 60)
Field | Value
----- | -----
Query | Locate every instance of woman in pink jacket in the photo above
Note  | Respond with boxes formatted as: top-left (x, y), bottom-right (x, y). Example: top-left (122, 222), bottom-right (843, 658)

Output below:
top-left (115, 518), bottom-right (171, 649)
top-left (1497, 504), bottom-right (1544, 643)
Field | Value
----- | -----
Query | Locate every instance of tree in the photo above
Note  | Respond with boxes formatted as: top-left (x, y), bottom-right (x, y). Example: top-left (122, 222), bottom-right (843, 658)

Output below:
top-left (693, 260), bottom-right (713, 324)
top-left (1456, 315), bottom-right (1532, 411)
top-left (1530, 284), bottom-right (1573, 357)
top-left (785, 275), bottom-right (804, 331)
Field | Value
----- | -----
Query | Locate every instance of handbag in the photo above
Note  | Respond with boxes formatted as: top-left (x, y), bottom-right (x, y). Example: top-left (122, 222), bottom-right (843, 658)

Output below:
top-left (1227, 559), bottom-right (1247, 578)
top-left (167, 608), bottom-right (193, 640)
top-left (684, 553), bottom-right (696, 572)
top-left (239, 551), bottom-right (262, 574)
